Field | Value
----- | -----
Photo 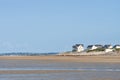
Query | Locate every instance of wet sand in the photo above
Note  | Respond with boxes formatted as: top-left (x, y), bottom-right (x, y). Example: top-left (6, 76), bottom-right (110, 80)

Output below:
top-left (0, 70), bottom-right (81, 74)
top-left (0, 70), bottom-right (120, 80)
top-left (0, 56), bottom-right (120, 80)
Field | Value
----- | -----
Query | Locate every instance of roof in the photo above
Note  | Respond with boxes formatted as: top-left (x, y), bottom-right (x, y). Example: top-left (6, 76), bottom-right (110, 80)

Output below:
top-left (72, 44), bottom-right (84, 48)
top-left (87, 45), bottom-right (94, 48)
top-left (114, 44), bottom-right (120, 46)
top-left (75, 44), bottom-right (84, 47)
top-left (95, 44), bottom-right (103, 47)
top-left (104, 45), bottom-right (112, 49)
top-left (113, 45), bottom-right (120, 48)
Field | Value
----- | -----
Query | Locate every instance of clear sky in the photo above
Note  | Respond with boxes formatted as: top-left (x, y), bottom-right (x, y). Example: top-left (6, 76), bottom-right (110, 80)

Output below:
top-left (0, 0), bottom-right (120, 53)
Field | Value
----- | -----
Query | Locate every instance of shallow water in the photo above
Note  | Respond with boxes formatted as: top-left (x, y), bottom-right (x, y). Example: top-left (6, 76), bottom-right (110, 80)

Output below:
top-left (0, 60), bottom-right (120, 80)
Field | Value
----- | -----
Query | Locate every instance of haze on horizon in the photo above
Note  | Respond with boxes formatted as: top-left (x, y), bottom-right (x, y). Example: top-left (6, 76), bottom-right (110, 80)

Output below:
top-left (0, 0), bottom-right (120, 53)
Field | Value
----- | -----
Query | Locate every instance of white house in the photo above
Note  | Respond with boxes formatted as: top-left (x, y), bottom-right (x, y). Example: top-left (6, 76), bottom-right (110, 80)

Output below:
top-left (87, 45), bottom-right (103, 50)
top-left (105, 49), bottom-right (113, 52)
top-left (104, 45), bottom-right (113, 49)
top-left (95, 45), bottom-right (103, 48)
top-left (87, 45), bottom-right (97, 50)
top-left (72, 44), bottom-right (84, 52)
top-left (113, 45), bottom-right (120, 49)
top-left (104, 45), bottom-right (113, 52)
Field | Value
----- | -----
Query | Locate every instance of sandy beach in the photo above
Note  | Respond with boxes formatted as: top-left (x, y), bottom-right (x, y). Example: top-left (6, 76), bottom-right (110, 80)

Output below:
top-left (0, 55), bottom-right (120, 62)
top-left (0, 56), bottom-right (120, 80)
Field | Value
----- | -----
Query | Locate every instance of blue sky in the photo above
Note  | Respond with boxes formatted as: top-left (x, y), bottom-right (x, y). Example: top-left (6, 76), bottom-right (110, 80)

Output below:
top-left (0, 0), bottom-right (120, 53)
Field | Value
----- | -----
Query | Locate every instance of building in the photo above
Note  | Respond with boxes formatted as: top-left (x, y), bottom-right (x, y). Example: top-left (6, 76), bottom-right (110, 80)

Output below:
top-left (87, 45), bottom-right (98, 50)
top-left (104, 45), bottom-right (113, 52)
top-left (104, 45), bottom-right (113, 49)
top-left (72, 44), bottom-right (84, 52)
top-left (87, 44), bottom-right (103, 50)
top-left (95, 44), bottom-right (103, 49)
top-left (113, 45), bottom-right (120, 49)
top-left (105, 49), bottom-right (113, 52)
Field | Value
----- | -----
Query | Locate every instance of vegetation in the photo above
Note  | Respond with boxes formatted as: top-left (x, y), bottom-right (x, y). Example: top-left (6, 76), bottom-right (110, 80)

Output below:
top-left (0, 52), bottom-right (58, 56)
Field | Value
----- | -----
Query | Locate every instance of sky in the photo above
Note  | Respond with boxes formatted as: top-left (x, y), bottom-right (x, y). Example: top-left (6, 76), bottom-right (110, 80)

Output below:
top-left (0, 0), bottom-right (120, 53)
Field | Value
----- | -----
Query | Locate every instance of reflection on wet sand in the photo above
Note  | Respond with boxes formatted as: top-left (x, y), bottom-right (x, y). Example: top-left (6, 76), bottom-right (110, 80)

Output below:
top-left (0, 56), bottom-right (120, 80)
